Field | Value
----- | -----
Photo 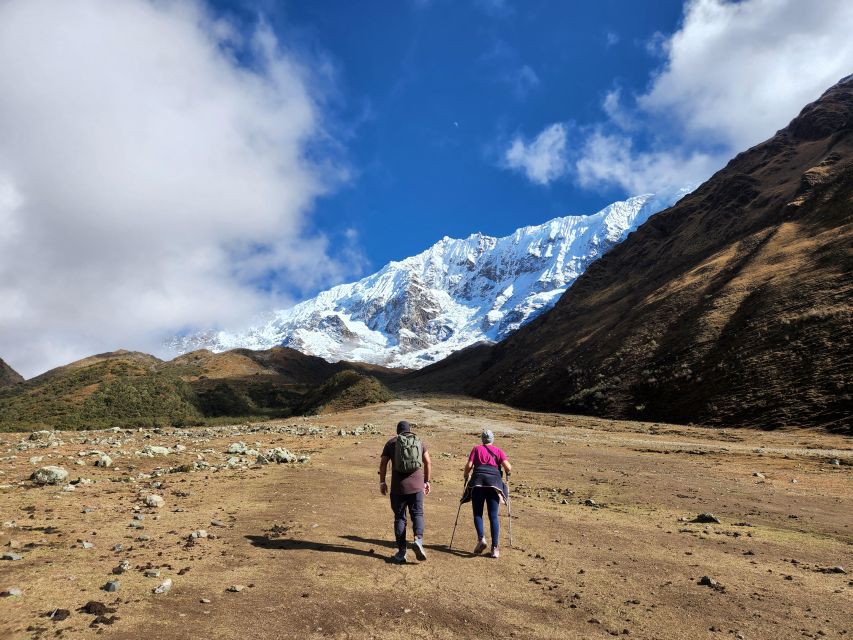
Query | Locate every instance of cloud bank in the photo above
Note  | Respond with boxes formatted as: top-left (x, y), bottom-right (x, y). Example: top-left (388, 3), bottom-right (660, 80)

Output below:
top-left (509, 0), bottom-right (853, 194)
top-left (0, 0), bottom-right (350, 378)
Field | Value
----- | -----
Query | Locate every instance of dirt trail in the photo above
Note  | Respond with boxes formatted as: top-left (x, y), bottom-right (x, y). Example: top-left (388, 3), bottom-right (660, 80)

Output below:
top-left (1, 396), bottom-right (851, 639)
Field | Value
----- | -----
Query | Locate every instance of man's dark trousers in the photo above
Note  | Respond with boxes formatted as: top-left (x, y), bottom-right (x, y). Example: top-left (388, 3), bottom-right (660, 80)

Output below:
top-left (390, 491), bottom-right (424, 551)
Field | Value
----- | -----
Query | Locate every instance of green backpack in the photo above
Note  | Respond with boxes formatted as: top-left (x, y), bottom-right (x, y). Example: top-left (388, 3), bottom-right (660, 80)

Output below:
top-left (393, 432), bottom-right (422, 474)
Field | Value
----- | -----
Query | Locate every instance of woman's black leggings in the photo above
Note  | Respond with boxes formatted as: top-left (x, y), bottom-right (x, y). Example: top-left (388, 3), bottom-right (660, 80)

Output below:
top-left (471, 487), bottom-right (500, 547)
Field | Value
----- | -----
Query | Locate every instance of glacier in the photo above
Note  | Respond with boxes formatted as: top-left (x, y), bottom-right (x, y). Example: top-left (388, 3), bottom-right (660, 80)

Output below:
top-left (168, 193), bottom-right (682, 368)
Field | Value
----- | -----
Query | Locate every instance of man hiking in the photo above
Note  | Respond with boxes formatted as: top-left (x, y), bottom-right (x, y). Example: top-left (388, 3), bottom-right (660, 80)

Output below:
top-left (378, 420), bottom-right (432, 564)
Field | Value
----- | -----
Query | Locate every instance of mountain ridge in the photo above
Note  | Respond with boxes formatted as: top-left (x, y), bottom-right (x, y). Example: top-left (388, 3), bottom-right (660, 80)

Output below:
top-left (0, 357), bottom-right (24, 388)
top-left (450, 75), bottom-right (853, 430)
top-left (169, 192), bottom-right (683, 368)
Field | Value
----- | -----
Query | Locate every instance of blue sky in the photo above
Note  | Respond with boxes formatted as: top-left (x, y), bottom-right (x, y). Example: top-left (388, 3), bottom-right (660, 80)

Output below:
top-left (2, 0), bottom-right (851, 376)
top-left (213, 0), bottom-right (686, 271)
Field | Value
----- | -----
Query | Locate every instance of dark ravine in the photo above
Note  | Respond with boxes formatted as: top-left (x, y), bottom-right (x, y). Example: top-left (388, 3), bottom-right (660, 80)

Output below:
top-left (411, 75), bottom-right (853, 431)
top-left (0, 357), bottom-right (24, 389)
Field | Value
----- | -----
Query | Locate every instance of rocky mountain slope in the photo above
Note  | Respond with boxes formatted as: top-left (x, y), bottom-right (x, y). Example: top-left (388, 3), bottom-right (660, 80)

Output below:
top-left (169, 194), bottom-right (681, 368)
top-left (0, 357), bottom-right (24, 388)
top-left (446, 75), bottom-right (853, 430)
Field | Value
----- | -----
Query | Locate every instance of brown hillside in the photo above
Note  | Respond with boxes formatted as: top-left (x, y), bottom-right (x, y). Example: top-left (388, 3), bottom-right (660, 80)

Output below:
top-left (0, 357), bottom-right (24, 388)
top-left (465, 76), bottom-right (853, 430)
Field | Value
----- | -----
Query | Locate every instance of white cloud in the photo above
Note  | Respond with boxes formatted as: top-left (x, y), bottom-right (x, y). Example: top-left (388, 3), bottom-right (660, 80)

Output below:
top-left (575, 131), bottom-right (717, 196)
top-left (0, 0), bottom-right (353, 378)
top-left (641, 0), bottom-right (853, 149)
top-left (504, 123), bottom-right (568, 186)
top-left (576, 0), bottom-right (853, 196)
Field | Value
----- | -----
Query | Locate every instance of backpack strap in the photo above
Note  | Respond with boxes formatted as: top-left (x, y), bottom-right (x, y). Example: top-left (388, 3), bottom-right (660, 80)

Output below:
top-left (480, 445), bottom-right (503, 477)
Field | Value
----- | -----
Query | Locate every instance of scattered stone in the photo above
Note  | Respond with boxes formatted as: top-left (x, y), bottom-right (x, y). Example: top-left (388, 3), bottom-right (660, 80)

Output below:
top-left (2, 552), bottom-right (23, 561)
top-left (144, 569), bottom-right (161, 578)
top-left (81, 541), bottom-right (94, 549)
top-left (1, 587), bottom-right (23, 597)
top-left (144, 494), bottom-right (165, 508)
top-left (29, 430), bottom-right (55, 441)
top-left (698, 576), bottom-right (724, 591)
top-left (142, 445), bottom-right (171, 456)
top-left (752, 471), bottom-right (766, 479)
top-left (48, 608), bottom-right (71, 621)
top-left (189, 529), bottom-right (208, 539)
top-left (692, 513), bottom-right (721, 524)
top-left (226, 584), bottom-right (246, 592)
top-left (94, 455), bottom-right (112, 467)
top-left (830, 459), bottom-right (841, 466)
top-left (153, 578), bottom-right (172, 594)
top-left (210, 519), bottom-right (225, 527)
top-left (112, 560), bottom-right (130, 575)
top-left (200, 598), bottom-right (211, 604)
top-left (31, 466), bottom-right (69, 485)
top-left (227, 442), bottom-right (247, 454)
top-left (79, 601), bottom-right (116, 615)
top-left (103, 580), bottom-right (120, 592)
top-left (817, 566), bottom-right (846, 574)
top-left (584, 498), bottom-right (598, 507)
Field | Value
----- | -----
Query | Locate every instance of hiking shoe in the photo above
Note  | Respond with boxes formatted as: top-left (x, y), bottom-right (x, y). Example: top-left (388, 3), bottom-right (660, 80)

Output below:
top-left (489, 547), bottom-right (500, 559)
top-left (473, 539), bottom-right (488, 555)
top-left (391, 550), bottom-right (407, 564)
top-left (412, 538), bottom-right (427, 561)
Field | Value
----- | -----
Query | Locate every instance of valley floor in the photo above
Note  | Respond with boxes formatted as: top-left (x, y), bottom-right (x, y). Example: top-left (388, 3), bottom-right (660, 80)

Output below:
top-left (1, 395), bottom-right (851, 639)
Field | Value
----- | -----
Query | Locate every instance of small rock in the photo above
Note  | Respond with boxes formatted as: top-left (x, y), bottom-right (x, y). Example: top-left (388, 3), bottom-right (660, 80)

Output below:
top-left (31, 466), bottom-right (69, 485)
top-left (153, 578), bottom-right (172, 594)
top-left (189, 529), bottom-right (208, 539)
top-left (103, 580), bottom-right (120, 592)
top-left (698, 576), bottom-right (719, 588)
top-left (210, 520), bottom-right (225, 527)
top-left (1, 587), bottom-right (23, 597)
top-left (144, 569), bottom-right (161, 578)
top-left (142, 445), bottom-right (172, 456)
top-left (226, 584), bottom-right (245, 592)
top-left (144, 494), bottom-right (165, 508)
top-left (584, 498), bottom-right (598, 507)
top-left (227, 442), bottom-right (247, 454)
top-left (81, 541), bottom-right (94, 549)
top-left (48, 608), bottom-right (71, 621)
top-left (94, 455), bottom-right (112, 468)
top-left (692, 513), bottom-right (721, 524)
top-left (2, 552), bottom-right (23, 561)
top-left (112, 560), bottom-right (130, 574)
top-left (752, 472), bottom-right (765, 479)
top-left (200, 598), bottom-right (211, 603)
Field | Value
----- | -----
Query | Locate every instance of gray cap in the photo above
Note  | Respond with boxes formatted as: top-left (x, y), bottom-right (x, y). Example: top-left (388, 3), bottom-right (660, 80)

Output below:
top-left (481, 429), bottom-right (494, 444)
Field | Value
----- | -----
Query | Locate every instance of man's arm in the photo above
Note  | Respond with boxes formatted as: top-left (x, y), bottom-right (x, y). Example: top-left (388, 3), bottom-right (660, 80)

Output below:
top-left (422, 450), bottom-right (432, 496)
top-left (379, 456), bottom-right (389, 495)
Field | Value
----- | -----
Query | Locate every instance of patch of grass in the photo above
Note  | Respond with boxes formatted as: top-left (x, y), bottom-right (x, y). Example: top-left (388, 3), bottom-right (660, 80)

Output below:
top-left (299, 370), bottom-right (395, 415)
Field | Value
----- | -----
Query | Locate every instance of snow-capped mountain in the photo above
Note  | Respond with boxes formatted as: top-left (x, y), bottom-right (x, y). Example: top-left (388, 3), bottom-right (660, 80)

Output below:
top-left (169, 193), bottom-right (682, 368)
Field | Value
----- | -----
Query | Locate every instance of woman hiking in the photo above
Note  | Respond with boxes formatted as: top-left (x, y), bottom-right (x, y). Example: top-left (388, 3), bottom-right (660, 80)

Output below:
top-left (462, 429), bottom-right (512, 558)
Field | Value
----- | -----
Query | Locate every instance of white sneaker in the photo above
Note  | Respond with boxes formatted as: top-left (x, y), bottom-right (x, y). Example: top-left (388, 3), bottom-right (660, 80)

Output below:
top-left (473, 538), bottom-right (488, 554)
top-left (413, 538), bottom-right (427, 561)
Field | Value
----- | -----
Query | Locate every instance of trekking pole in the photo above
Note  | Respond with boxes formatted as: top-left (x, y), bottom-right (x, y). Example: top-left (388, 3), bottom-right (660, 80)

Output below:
top-left (448, 476), bottom-right (471, 551)
top-left (505, 471), bottom-right (513, 547)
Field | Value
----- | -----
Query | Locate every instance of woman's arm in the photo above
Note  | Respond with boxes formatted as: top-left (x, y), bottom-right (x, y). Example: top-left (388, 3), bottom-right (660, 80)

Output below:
top-left (463, 459), bottom-right (474, 482)
top-left (501, 458), bottom-right (512, 475)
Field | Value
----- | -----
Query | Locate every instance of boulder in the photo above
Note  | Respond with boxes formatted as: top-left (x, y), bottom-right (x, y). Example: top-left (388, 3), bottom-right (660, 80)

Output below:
top-left (144, 494), bottom-right (165, 508)
top-left (31, 466), bottom-right (69, 485)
